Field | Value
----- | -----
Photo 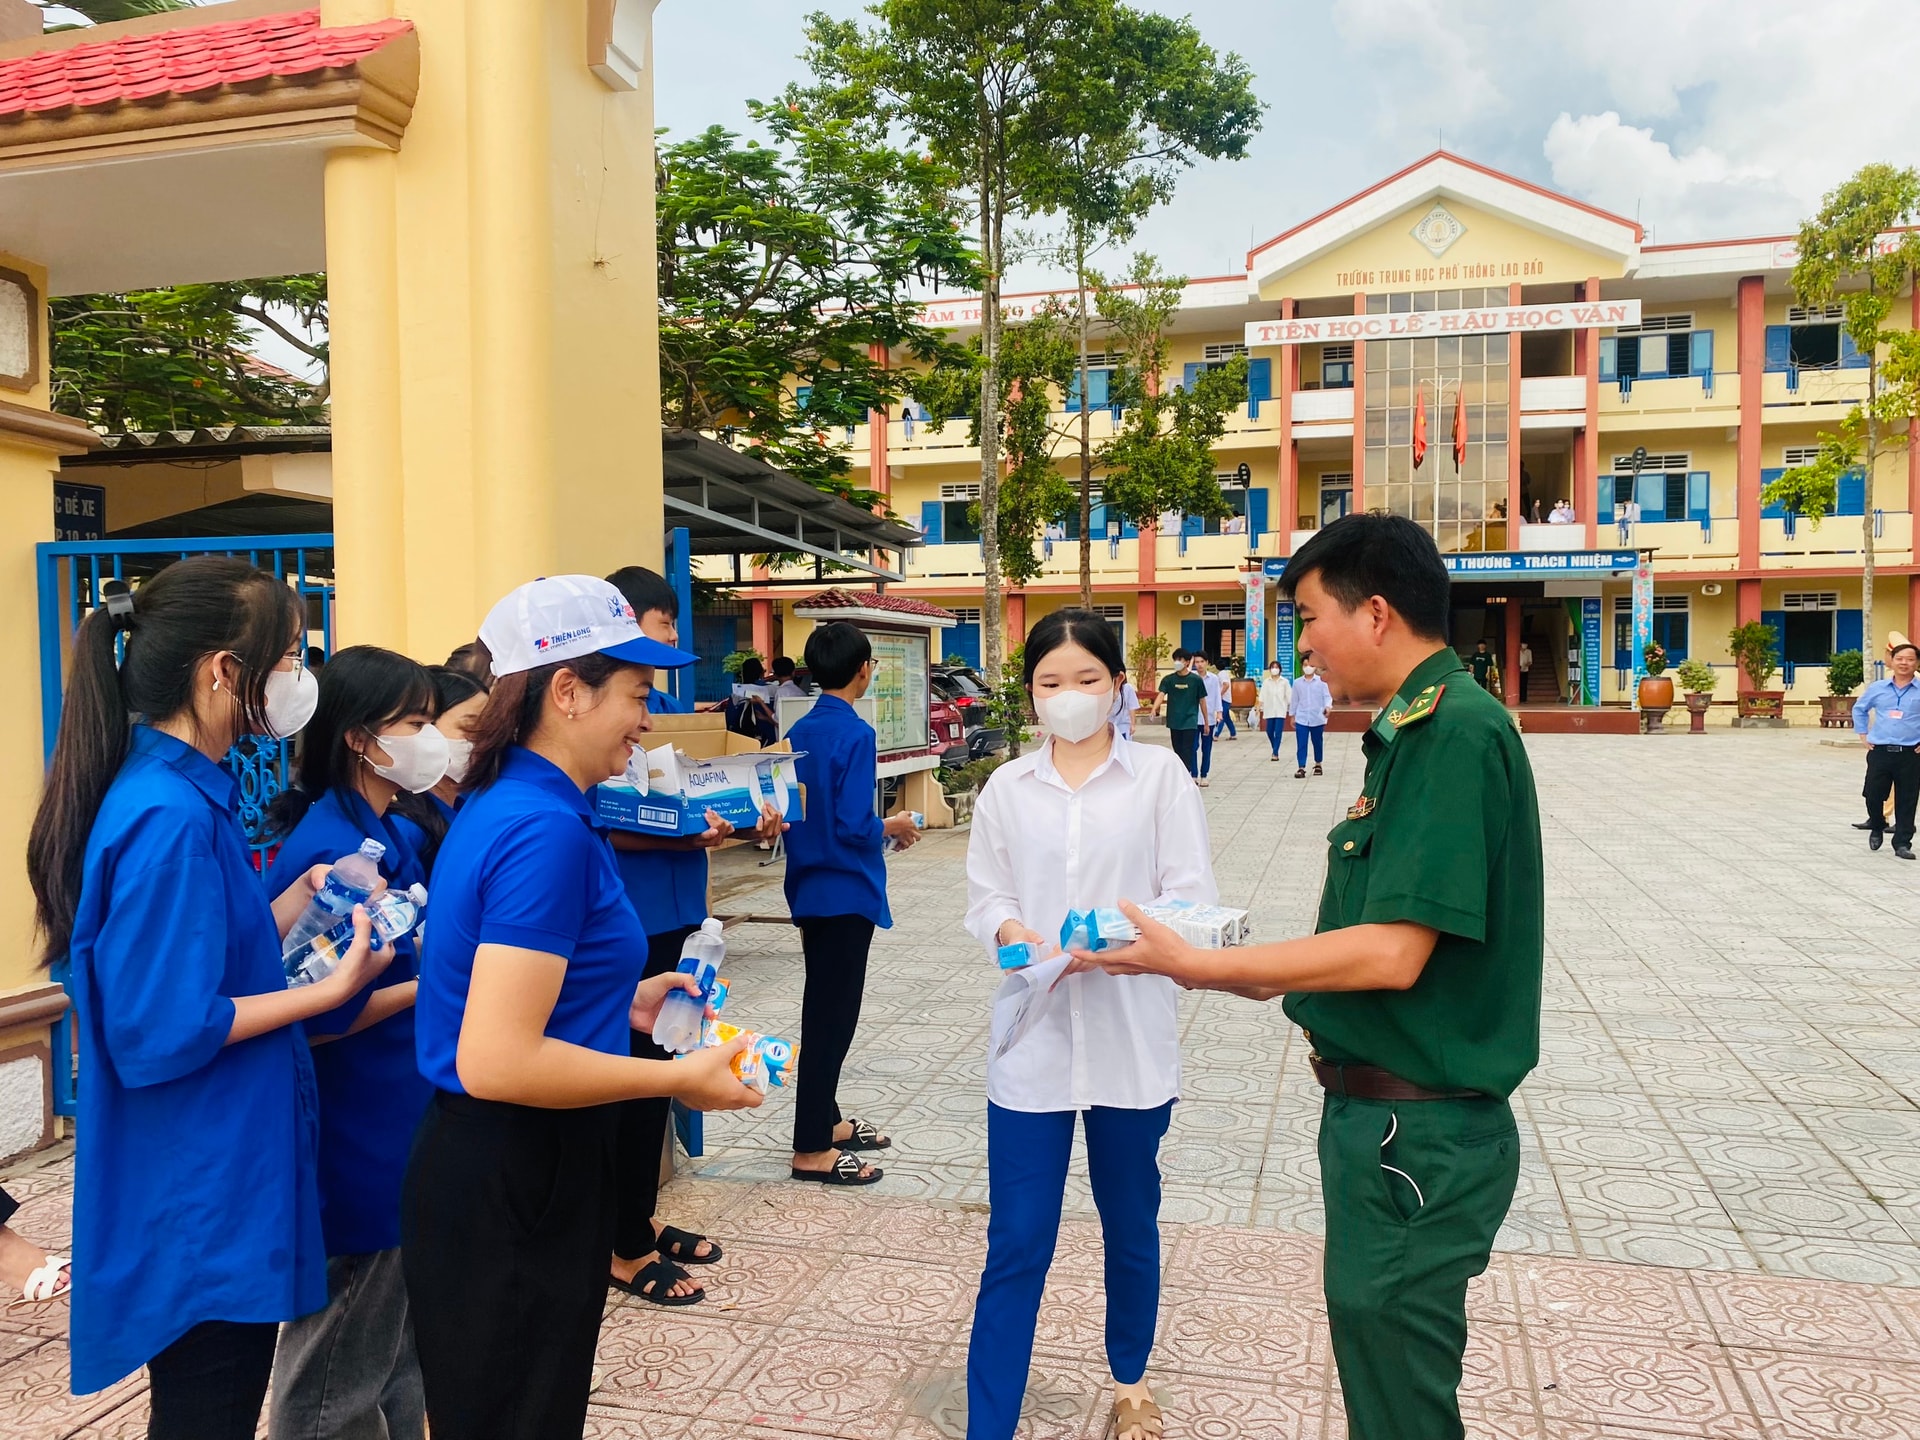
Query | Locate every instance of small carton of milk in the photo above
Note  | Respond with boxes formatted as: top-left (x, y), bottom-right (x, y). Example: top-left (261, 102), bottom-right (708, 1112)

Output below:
top-left (592, 744), bottom-right (804, 836)
top-left (1137, 898), bottom-right (1252, 949)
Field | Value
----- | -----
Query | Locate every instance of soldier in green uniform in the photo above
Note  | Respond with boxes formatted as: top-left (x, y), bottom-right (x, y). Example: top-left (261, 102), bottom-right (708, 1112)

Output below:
top-left (1072, 514), bottom-right (1543, 1440)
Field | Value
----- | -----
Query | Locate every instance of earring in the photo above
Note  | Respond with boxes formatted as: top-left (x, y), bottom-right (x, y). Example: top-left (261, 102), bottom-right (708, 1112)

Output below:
top-left (567, 710), bottom-right (576, 721)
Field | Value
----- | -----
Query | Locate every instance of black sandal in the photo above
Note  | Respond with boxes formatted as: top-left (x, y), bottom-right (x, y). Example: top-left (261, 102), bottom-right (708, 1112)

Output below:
top-left (836, 1118), bottom-right (892, 1152)
top-left (610, 1257), bottom-right (704, 1306)
top-left (655, 1225), bottom-right (723, 1265)
top-left (791, 1150), bottom-right (884, 1186)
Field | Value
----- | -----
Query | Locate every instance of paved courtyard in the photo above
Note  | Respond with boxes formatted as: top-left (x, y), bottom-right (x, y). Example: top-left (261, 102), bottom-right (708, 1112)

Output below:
top-left (4, 722), bottom-right (1919, 1436)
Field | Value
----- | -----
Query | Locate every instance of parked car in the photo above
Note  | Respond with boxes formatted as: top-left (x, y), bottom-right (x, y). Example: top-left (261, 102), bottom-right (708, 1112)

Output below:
top-left (930, 694), bottom-right (971, 765)
top-left (932, 665), bottom-right (991, 729)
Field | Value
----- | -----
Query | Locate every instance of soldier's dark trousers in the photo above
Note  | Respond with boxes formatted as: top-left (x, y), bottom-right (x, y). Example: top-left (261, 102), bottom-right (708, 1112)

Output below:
top-left (1318, 1093), bottom-right (1519, 1440)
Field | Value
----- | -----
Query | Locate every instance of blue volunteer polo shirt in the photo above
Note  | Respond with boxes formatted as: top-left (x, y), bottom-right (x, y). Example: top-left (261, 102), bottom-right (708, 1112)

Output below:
top-left (66, 726), bottom-right (326, 1393)
top-left (265, 787), bottom-right (434, 1257)
top-left (615, 688), bottom-right (710, 937)
top-left (783, 693), bottom-right (891, 926)
top-left (416, 746), bottom-right (648, 1092)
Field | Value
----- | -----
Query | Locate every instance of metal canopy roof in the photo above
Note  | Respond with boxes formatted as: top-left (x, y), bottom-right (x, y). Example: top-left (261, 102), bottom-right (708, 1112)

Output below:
top-left (662, 428), bottom-right (920, 583)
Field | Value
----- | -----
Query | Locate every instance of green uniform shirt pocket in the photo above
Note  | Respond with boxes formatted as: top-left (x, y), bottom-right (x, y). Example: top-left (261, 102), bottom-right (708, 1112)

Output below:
top-left (1324, 819), bottom-right (1374, 925)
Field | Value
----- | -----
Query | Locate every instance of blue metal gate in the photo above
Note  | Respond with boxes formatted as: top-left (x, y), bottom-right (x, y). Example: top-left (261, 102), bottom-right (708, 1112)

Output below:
top-left (36, 533), bottom-right (336, 1118)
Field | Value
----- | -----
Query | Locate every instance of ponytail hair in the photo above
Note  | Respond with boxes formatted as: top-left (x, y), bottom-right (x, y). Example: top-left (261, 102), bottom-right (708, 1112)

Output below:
top-left (28, 556), bottom-right (302, 962)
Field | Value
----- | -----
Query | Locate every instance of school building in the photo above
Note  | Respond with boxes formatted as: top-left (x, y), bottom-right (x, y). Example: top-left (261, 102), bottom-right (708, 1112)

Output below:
top-left (726, 151), bottom-right (1920, 713)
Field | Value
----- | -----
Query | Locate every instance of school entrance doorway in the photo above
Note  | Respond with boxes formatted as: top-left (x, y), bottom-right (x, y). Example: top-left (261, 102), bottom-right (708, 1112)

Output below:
top-left (1448, 583), bottom-right (1575, 705)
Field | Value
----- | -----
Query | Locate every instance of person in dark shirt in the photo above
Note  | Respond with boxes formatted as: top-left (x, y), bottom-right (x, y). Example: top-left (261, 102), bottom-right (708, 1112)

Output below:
top-left (1467, 640), bottom-right (1496, 692)
top-left (1152, 651), bottom-right (1207, 780)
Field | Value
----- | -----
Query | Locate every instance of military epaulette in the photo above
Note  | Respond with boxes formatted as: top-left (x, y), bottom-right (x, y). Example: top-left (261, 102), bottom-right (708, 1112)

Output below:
top-left (1386, 683), bottom-right (1445, 730)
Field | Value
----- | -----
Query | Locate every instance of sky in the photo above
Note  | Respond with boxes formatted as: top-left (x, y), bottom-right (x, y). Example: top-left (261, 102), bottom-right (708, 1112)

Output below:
top-left (655, 0), bottom-right (1920, 287)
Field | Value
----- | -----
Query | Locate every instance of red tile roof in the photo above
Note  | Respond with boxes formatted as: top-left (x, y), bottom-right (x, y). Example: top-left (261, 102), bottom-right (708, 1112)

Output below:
top-left (794, 588), bottom-right (958, 622)
top-left (0, 8), bottom-right (411, 118)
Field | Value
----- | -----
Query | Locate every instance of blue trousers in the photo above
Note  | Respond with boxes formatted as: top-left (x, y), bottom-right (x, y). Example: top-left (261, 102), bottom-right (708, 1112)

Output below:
top-left (1215, 707), bottom-right (1236, 738)
top-left (1199, 727), bottom-right (1214, 776)
top-left (1295, 723), bottom-right (1325, 767)
top-left (965, 1101), bottom-right (1173, 1440)
top-left (1265, 716), bottom-right (1287, 756)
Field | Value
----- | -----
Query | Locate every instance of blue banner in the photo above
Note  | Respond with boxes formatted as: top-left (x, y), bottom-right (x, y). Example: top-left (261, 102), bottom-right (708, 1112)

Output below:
top-left (1242, 571), bottom-right (1267, 674)
top-left (1630, 562), bottom-right (1654, 709)
top-left (1262, 557), bottom-right (1288, 580)
top-left (1444, 550), bottom-right (1639, 577)
top-left (1581, 597), bottom-right (1602, 707)
top-left (1275, 602), bottom-right (1297, 677)
top-left (54, 481), bottom-right (105, 542)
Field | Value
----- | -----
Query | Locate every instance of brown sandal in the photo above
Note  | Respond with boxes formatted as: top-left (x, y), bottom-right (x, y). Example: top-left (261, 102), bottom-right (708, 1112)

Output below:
top-left (1109, 1396), bottom-right (1164, 1440)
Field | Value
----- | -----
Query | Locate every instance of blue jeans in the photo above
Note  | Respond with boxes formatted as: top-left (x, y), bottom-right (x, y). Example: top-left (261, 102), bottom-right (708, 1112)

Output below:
top-left (1199, 726), bottom-right (1214, 777)
top-left (1295, 723), bottom-right (1325, 768)
top-left (1265, 717), bottom-right (1287, 756)
top-left (966, 1102), bottom-right (1173, 1440)
top-left (1215, 707), bottom-right (1237, 738)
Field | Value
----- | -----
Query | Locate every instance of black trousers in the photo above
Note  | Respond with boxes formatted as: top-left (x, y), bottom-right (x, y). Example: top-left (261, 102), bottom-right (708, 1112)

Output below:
top-left (1865, 746), bottom-right (1919, 846)
top-left (1168, 728), bottom-right (1199, 777)
top-left (146, 1319), bottom-right (278, 1440)
top-left (612, 923), bottom-right (702, 1259)
top-left (793, 914), bottom-right (875, 1154)
top-left (402, 1091), bottom-right (618, 1440)
top-left (0, 1182), bottom-right (16, 1227)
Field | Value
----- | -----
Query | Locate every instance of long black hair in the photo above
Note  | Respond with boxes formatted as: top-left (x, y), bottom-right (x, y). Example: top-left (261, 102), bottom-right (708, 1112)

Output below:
top-left (388, 665), bottom-right (491, 871)
top-left (265, 645), bottom-right (434, 842)
top-left (1021, 608), bottom-right (1125, 687)
top-left (28, 556), bottom-right (302, 962)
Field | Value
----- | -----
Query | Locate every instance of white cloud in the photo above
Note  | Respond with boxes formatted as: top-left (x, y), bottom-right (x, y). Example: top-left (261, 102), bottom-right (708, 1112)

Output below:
top-left (1542, 111), bottom-right (1793, 238)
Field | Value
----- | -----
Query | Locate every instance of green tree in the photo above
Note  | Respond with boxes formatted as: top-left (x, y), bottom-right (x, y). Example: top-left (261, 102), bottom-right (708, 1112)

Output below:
top-left (1026, 11), bottom-right (1260, 607)
top-left (34, 0), bottom-right (188, 29)
top-left (802, 0), bottom-right (1108, 686)
top-left (51, 277), bottom-right (328, 431)
top-left (1762, 164), bottom-right (1920, 654)
top-left (1095, 256), bottom-right (1246, 531)
top-left (656, 98), bottom-right (977, 508)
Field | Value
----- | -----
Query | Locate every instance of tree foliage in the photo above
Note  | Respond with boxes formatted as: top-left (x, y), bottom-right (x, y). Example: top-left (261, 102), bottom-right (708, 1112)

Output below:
top-left (34, 0), bottom-right (188, 30)
top-left (656, 97), bottom-right (978, 508)
top-left (1095, 256), bottom-right (1246, 529)
top-left (51, 276), bottom-right (329, 432)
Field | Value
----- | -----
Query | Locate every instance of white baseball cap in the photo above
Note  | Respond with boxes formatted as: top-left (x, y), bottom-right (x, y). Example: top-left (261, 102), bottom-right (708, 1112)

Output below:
top-left (480, 575), bottom-right (698, 677)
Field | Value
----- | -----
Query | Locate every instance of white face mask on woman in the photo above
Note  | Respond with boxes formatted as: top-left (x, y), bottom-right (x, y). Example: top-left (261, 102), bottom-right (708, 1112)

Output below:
top-left (1036, 686), bottom-right (1113, 744)
top-left (367, 723), bottom-right (452, 793)
top-left (262, 665), bottom-right (320, 739)
top-left (442, 737), bottom-right (475, 785)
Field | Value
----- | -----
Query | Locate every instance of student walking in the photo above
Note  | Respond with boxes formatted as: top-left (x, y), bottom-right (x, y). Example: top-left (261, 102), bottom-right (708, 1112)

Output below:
top-left (1291, 660), bottom-right (1332, 777)
top-left (783, 622), bottom-right (922, 1185)
top-left (1194, 656), bottom-right (1221, 787)
top-left (1258, 661), bottom-right (1293, 762)
top-left (27, 558), bottom-right (394, 1438)
top-left (402, 575), bottom-right (762, 1440)
top-left (1151, 652), bottom-right (1206, 780)
top-left (262, 646), bottom-right (447, 1440)
top-left (964, 609), bottom-right (1217, 1440)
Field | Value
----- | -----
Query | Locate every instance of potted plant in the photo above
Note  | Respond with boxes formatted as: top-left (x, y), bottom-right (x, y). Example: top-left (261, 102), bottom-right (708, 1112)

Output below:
top-left (1227, 653), bottom-right (1258, 712)
top-left (1127, 632), bottom-right (1172, 705)
top-left (1637, 641), bottom-right (1674, 721)
top-left (1822, 649), bottom-right (1864, 727)
top-left (1675, 658), bottom-right (1716, 733)
top-left (1727, 621), bottom-right (1784, 722)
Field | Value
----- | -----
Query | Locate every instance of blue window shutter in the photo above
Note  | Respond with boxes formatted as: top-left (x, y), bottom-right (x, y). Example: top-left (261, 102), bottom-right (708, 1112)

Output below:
top-left (1760, 468), bottom-right (1787, 520)
top-left (1689, 330), bottom-right (1713, 376)
top-left (1596, 475), bottom-right (1615, 513)
top-left (1248, 487), bottom-right (1269, 538)
top-left (1837, 466), bottom-right (1865, 515)
top-left (1637, 472), bottom-right (1666, 519)
top-left (1761, 611), bottom-right (1788, 666)
top-left (1181, 512), bottom-right (1204, 537)
top-left (1687, 471), bottom-right (1710, 521)
top-left (1181, 363), bottom-right (1203, 391)
top-left (1089, 368), bottom-right (1111, 409)
top-left (1121, 519), bottom-right (1139, 539)
top-left (796, 385), bottom-right (812, 411)
top-left (1180, 620), bottom-right (1203, 656)
top-left (1840, 329), bottom-right (1871, 369)
top-left (1764, 326), bottom-right (1791, 372)
top-left (1246, 357), bottom-right (1272, 419)
top-left (950, 624), bottom-right (981, 669)
top-left (1598, 337), bottom-right (1617, 382)
top-left (919, 500), bottom-right (943, 544)
top-left (1064, 373), bottom-right (1082, 413)
top-left (1836, 609), bottom-right (1864, 654)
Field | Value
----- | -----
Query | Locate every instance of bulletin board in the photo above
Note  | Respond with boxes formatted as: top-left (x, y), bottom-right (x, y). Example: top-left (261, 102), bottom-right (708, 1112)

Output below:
top-left (867, 630), bottom-right (930, 754)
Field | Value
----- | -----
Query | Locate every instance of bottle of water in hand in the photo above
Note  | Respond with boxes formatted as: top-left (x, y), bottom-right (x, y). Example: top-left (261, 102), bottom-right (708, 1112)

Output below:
top-left (285, 884), bottom-right (428, 988)
top-left (651, 917), bottom-right (726, 1053)
top-left (282, 838), bottom-right (387, 956)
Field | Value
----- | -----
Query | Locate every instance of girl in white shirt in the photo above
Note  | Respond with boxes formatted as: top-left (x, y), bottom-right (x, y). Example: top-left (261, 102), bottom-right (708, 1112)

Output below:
top-left (963, 609), bottom-right (1217, 1440)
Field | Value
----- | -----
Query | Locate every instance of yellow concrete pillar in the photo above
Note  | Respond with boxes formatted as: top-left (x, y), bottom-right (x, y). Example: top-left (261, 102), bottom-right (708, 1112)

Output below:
top-left (324, 146), bottom-right (408, 651)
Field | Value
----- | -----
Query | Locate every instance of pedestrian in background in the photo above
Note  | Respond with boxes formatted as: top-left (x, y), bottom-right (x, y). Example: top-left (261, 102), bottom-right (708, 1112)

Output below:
top-left (1152, 651), bottom-right (1205, 781)
top-left (1259, 660), bottom-right (1292, 763)
top-left (1212, 658), bottom-right (1238, 740)
top-left (1194, 656), bottom-right (1220, 788)
top-left (1853, 638), bottom-right (1919, 861)
top-left (1110, 668), bottom-right (1139, 741)
top-left (1291, 658), bottom-right (1332, 778)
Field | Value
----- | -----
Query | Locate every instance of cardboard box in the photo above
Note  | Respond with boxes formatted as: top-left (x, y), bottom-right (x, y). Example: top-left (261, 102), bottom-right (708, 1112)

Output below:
top-left (593, 739), bottom-right (803, 837)
top-left (1139, 899), bottom-right (1252, 948)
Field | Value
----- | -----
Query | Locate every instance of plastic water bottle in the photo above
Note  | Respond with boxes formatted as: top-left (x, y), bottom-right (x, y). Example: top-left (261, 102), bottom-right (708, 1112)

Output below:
top-left (281, 839), bottom-right (388, 956)
top-left (883, 811), bottom-right (924, 853)
top-left (285, 883), bottom-right (428, 989)
top-left (651, 917), bottom-right (726, 1053)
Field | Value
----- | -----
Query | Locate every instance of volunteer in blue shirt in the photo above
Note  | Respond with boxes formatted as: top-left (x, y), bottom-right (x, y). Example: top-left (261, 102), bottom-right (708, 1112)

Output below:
top-left (1853, 638), bottom-right (1919, 859)
top-left (391, 664), bottom-right (488, 874)
top-left (262, 645), bottom-right (447, 1440)
top-left (403, 575), bottom-right (764, 1440)
top-left (603, 566), bottom-right (784, 1304)
top-left (26, 558), bottom-right (392, 1439)
top-left (784, 621), bottom-right (921, 1185)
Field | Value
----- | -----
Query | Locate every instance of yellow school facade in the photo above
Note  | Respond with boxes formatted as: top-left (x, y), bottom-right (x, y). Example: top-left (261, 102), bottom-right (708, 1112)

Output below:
top-left (726, 152), bottom-right (1920, 712)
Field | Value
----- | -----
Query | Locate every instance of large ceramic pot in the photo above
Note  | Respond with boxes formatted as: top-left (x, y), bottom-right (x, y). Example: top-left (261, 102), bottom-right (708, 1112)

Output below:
top-left (1229, 678), bottom-right (1259, 710)
top-left (1637, 676), bottom-right (1675, 711)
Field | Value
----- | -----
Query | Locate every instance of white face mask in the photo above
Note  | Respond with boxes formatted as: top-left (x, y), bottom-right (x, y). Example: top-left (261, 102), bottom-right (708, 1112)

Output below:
top-left (367, 723), bottom-right (451, 793)
top-left (442, 737), bottom-right (475, 785)
top-left (1036, 686), bottom-right (1112, 744)
top-left (262, 665), bottom-right (319, 739)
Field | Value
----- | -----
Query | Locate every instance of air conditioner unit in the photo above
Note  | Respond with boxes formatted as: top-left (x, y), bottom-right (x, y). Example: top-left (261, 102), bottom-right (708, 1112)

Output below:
top-left (1177, 593), bottom-right (1196, 607)
top-left (1701, 582), bottom-right (1723, 596)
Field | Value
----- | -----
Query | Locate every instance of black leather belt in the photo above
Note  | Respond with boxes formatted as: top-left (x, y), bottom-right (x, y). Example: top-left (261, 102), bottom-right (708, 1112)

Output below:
top-left (1873, 744), bottom-right (1918, 753)
top-left (1310, 1055), bottom-right (1482, 1102)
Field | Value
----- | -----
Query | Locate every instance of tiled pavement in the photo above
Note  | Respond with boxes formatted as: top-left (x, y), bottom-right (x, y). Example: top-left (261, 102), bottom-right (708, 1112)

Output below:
top-left (4, 723), bottom-right (1918, 1436)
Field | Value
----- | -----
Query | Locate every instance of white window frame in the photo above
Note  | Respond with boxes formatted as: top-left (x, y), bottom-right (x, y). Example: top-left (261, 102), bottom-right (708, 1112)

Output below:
top-left (939, 482), bottom-right (981, 501)
top-left (1199, 602), bottom-right (1245, 619)
top-left (1781, 446), bottom-right (1823, 467)
top-left (1781, 592), bottom-right (1840, 612)
top-left (1614, 594), bottom-right (1689, 613)
top-left (1786, 303), bottom-right (1846, 324)
top-left (1203, 342), bottom-right (1248, 362)
top-left (1321, 342), bottom-right (1354, 362)
top-left (1615, 313), bottom-right (1696, 335)
top-left (1611, 452), bottom-right (1690, 473)
top-left (1092, 604), bottom-right (1125, 620)
top-left (948, 606), bottom-right (982, 624)
top-left (1318, 471), bottom-right (1354, 488)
